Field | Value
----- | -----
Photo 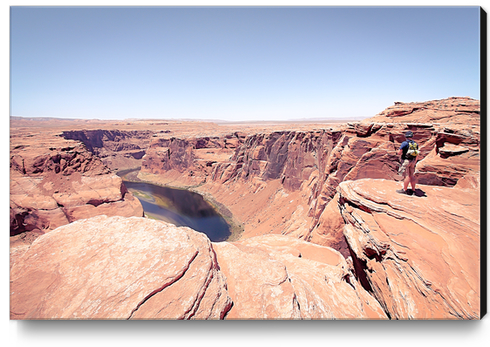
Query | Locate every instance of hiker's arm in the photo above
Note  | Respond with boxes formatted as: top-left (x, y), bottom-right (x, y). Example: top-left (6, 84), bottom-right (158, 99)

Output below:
top-left (398, 142), bottom-right (407, 156)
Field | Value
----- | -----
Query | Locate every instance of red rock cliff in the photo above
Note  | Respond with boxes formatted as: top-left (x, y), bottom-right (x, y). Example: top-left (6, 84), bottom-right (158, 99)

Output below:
top-left (61, 129), bottom-right (154, 170)
top-left (10, 132), bottom-right (144, 241)
top-left (9, 97), bottom-right (481, 320)
top-left (139, 97), bottom-right (479, 248)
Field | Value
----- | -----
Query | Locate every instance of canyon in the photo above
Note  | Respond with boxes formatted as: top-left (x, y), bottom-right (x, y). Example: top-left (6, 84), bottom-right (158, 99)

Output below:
top-left (9, 97), bottom-right (482, 319)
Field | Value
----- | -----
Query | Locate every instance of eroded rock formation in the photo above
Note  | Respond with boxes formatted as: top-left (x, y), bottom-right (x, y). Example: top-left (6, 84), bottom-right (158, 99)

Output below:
top-left (140, 132), bottom-right (247, 187)
top-left (9, 133), bottom-right (144, 242)
top-left (9, 97), bottom-right (481, 320)
top-left (138, 98), bottom-right (480, 245)
top-left (213, 234), bottom-right (387, 319)
top-left (364, 97), bottom-right (480, 126)
top-left (61, 129), bottom-right (153, 171)
top-left (11, 177), bottom-right (480, 320)
top-left (338, 179), bottom-right (480, 319)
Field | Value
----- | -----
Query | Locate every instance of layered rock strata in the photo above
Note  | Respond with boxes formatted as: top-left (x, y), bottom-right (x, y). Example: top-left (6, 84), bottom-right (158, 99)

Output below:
top-left (139, 109), bottom-right (479, 247)
top-left (61, 129), bottom-right (154, 171)
top-left (140, 132), bottom-right (247, 187)
top-left (213, 234), bottom-right (387, 319)
top-left (364, 96), bottom-right (480, 126)
top-left (338, 179), bottom-right (480, 319)
top-left (10, 133), bottom-right (143, 240)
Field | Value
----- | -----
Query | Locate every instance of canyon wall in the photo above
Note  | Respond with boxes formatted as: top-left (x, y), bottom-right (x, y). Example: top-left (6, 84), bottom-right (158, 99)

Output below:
top-left (10, 97), bottom-right (481, 319)
top-left (61, 129), bottom-right (154, 171)
top-left (140, 132), bottom-right (247, 186)
top-left (9, 131), bottom-right (144, 265)
top-left (138, 97), bottom-right (480, 251)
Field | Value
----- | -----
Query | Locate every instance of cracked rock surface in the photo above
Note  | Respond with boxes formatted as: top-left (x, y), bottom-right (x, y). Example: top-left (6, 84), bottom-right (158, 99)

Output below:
top-left (10, 215), bottom-right (387, 320)
top-left (10, 215), bottom-right (232, 320)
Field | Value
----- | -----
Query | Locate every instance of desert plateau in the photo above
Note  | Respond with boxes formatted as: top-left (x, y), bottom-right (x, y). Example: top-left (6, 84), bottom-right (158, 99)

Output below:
top-left (9, 96), bottom-right (482, 320)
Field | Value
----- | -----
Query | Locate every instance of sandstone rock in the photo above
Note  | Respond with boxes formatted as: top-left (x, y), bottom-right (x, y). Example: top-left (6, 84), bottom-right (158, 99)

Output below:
top-left (61, 129), bottom-right (154, 171)
top-left (364, 97), bottom-right (480, 126)
top-left (213, 234), bottom-right (387, 319)
top-left (415, 127), bottom-right (480, 186)
top-left (139, 102), bottom-right (479, 245)
top-left (9, 98), bottom-right (481, 320)
top-left (61, 193), bottom-right (143, 223)
top-left (337, 179), bottom-right (480, 319)
top-left (455, 172), bottom-right (480, 189)
top-left (140, 134), bottom-right (244, 187)
top-left (11, 215), bottom-right (389, 320)
top-left (10, 216), bottom-right (232, 320)
top-left (308, 194), bottom-right (350, 258)
top-left (10, 170), bottom-right (143, 235)
top-left (10, 133), bottom-right (144, 237)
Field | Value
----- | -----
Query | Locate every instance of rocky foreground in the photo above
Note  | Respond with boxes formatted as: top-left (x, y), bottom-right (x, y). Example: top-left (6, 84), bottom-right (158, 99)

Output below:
top-left (10, 176), bottom-right (479, 319)
top-left (10, 97), bottom-right (481, 319)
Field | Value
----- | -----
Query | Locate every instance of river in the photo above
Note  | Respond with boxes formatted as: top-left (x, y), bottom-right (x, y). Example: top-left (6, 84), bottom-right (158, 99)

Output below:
top-left (117, 169), bottom-right (231, 242)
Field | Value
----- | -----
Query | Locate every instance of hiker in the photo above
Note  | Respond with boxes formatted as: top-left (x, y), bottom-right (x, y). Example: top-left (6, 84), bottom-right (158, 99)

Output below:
top-left (397, 130), bottom-right (419, 195)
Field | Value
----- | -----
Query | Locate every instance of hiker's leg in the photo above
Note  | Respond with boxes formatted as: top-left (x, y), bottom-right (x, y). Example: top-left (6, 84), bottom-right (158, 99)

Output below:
top-left (399, 160), bottom-right (410, 191)
top-left (410, 174), bottom-right (416, 190)
top-left (403, 174), bottom-right (410, 191)
top-left (409, 161), bottom-right (417, 190)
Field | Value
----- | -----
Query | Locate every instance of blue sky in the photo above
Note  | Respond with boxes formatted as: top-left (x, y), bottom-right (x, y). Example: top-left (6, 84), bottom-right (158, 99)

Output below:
top-left (10, 6), bottom-right (481, 121)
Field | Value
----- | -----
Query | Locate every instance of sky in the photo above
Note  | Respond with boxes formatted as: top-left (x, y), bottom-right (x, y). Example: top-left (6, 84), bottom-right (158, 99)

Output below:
top-left (10, 5), bottom-right (481, 121)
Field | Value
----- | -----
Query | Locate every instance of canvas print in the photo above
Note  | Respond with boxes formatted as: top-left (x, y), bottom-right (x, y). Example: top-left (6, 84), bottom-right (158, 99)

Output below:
top-left (9, 6), bottom-right (483, 320)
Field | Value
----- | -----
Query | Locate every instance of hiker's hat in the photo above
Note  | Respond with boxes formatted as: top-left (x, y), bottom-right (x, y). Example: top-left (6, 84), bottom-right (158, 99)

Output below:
top-left (405, 130), bottom-right (414, 138)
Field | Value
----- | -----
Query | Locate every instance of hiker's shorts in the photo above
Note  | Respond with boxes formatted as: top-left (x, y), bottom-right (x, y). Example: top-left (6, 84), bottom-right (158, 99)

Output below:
top-left (398, 159), bottom-right (416, 178)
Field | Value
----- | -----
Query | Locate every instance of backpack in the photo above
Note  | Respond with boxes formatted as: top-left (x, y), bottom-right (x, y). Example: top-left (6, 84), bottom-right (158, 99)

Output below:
top-left (406, 140), bottom-right (419, 157)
